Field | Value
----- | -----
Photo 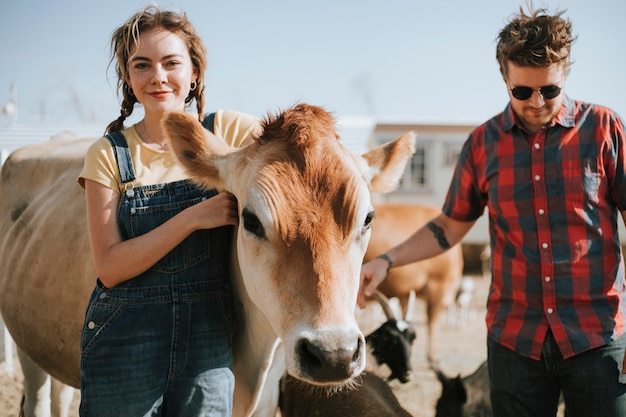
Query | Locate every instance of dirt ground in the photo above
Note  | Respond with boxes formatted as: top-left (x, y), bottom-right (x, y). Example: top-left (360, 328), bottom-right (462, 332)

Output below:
top-left (0, 275), bottom-right (491, 417)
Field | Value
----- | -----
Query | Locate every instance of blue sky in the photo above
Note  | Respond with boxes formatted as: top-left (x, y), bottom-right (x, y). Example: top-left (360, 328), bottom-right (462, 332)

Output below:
top-left (0, 0), bottom-right (624, 127)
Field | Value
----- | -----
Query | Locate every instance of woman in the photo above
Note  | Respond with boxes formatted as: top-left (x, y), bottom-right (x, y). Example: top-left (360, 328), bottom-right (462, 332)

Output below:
top-left (78, 6), bottom-right (260, 416)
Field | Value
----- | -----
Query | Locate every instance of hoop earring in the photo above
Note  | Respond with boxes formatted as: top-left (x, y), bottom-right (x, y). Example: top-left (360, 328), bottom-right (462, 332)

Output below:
top-left (125, 83), bottom-right (134, 97)
top-left (190, 81), bottom-right (197, 91)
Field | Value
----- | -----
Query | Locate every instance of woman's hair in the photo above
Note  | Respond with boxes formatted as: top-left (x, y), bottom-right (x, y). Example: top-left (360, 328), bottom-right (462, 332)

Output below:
top-left (496, 4), bottom-right (577, 80)
top-left (105, 5), bottom-right (207, 133)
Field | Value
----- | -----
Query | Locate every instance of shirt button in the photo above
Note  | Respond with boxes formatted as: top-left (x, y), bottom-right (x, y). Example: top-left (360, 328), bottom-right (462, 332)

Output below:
top-left (542, 242), bottom-right (548, 249)
top-left (534, 175), bottom-right (541, 181)
top-left (544, 276), bottom-right (551, 282)
top-left (538, 209), bottom-right (545, 215)
top-left (547, 308), bottom-right (554, 314)
top-left (534, 143), bottom-right (540, 149)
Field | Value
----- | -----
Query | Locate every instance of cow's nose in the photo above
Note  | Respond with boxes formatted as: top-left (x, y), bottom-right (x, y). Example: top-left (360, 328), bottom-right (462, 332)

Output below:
top-left (297, 333), bottom-right (365, 383)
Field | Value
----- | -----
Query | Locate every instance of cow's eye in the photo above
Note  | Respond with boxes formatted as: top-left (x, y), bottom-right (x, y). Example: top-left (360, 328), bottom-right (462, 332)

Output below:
top-left (364, 210), bottom-right (375, 229)
top-left (242, 207), bottom-right (265, 238)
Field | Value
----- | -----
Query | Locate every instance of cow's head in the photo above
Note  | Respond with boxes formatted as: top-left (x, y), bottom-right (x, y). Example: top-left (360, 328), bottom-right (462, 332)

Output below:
top-left (163, 104), bottom-right (415, 386)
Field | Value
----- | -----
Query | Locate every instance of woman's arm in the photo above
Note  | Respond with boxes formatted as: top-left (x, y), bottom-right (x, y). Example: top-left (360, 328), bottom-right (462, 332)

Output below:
top-left (84, 179), bottom-right (238, 287)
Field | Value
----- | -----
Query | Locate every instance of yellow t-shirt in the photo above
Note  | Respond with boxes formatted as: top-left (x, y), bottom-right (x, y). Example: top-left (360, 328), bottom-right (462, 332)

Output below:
top-left (78, 110), bottom-right (261, 192)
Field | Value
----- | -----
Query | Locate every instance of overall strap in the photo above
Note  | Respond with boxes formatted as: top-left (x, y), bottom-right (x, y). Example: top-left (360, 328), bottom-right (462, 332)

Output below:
top-left (104, 131), bottom-right (136, 185)
top-left (202, 112), bottom-right (216, 133)
top-left (104, 113), bottom-right (215, 189)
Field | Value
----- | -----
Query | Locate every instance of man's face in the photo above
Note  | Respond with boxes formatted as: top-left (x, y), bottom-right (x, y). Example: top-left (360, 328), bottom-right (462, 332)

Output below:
top-left (506, 62), bottom-right (566, 134)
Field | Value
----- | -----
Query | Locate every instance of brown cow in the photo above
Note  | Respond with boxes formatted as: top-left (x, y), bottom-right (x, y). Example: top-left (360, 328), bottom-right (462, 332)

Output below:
top-left (0, 104), bottom-right (415, 417)
top-left (364, 203), bottom-right (464, 364)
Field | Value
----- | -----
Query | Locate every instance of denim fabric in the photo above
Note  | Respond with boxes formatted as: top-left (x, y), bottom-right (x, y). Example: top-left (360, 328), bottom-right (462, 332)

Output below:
top-left (488, 330), bottom-right (626, 417)
top-left (80, 179), bottom-right (234, 417)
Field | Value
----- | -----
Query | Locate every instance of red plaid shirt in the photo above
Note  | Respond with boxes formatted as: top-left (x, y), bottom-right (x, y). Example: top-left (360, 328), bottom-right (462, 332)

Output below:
top-left (444, 96), bottom-right (626, 360)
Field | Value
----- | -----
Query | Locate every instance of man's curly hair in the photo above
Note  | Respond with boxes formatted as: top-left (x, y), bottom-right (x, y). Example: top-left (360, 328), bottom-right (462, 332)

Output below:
top-left (496, 4), bottom-right (577, 80)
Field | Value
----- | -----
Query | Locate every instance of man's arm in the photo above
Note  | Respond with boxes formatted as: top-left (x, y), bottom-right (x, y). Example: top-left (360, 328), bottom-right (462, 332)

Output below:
top-left (358, 212), bottom-right (475, 308)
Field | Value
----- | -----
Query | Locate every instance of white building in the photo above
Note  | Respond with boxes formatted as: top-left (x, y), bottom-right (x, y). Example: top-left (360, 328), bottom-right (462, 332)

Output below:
top-left (337, 116), bottom-right (489, 246)
top-left (0, 123), bottom-right (103, 165)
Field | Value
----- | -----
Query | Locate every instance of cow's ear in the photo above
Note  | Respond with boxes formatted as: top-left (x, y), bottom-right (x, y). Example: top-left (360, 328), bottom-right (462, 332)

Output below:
top-left (162, 111), bottom-right (231, 190)
top-left (360, 132), bottom-right (415, 194)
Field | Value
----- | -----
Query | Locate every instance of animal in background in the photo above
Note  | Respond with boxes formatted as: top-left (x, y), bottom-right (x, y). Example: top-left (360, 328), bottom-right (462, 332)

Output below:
top-left (447, 275), bottom-right (476, 327)
top-left (364, 203), bottom-right (464, 365)
top-left (366, 290), bottom-right (417, 383)
top-left (434, 361), bottom-right (567, 417)
top-left (434, 361), bottom-right (492, 417)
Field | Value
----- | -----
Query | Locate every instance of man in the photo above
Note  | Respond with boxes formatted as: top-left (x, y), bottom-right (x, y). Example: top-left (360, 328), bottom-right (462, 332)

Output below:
top-left (359, 6), bottom-right (626, 417)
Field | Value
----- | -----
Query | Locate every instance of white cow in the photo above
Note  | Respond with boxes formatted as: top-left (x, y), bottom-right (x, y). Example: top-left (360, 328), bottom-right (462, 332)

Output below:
top-left (0, 104), bottom-right (415, 417)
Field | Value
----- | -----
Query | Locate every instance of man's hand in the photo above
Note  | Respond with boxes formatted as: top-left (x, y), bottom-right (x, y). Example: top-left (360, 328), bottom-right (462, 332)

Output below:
top-left (357, 257), bottom-right (390, 309)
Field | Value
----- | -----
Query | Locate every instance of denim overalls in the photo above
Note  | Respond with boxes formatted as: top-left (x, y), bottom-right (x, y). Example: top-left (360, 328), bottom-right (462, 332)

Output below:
top-left (80, 128), bottom-right (235, 417)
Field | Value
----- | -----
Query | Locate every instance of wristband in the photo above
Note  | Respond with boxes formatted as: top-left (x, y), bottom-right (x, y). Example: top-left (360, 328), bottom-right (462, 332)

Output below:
top-left (375, 253), bottom-right (393, 274)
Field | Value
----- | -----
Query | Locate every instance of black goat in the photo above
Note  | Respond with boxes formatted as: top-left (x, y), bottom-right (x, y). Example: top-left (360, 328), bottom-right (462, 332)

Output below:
top-left (434, 361), bottom-right (492, 417)
top-left (366, 290), bottom-right (417, 383)
top-left (434, 360), bottom-right (566, 417)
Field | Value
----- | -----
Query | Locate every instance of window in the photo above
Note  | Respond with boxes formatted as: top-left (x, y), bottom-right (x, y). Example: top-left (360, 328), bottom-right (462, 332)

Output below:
top-left (444, 143), bottom-right (463, 167)
top-left (374, 133), bottom-right (431, 193)
top-left (396, 146), bottom-right (427, 191)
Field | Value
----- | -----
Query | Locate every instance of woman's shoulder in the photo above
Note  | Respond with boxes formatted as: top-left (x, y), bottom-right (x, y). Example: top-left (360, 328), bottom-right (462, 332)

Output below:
top-left (214, 109), bottom-right (261, 127)
top-left (88, 126), bottom-right (135, 147)
top-left (212, 109), bottom-right (262, 147)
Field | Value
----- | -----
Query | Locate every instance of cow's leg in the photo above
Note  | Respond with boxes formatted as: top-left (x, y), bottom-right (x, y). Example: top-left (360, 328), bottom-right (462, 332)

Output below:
top-left (424, 298), bottom-right (441, 367)
top-left (422, 285), bottom-right (452, 367)
top-left (50, 378), bottom-right (76, 417)
top-left (16, 347), bottom-right (76, 417)
top-left (17, 347), bottom-right (51, 417)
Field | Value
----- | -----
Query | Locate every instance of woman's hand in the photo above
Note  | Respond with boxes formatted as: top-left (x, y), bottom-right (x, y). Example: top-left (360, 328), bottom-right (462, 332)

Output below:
top-left (189, 191), bottom-right (239, 229)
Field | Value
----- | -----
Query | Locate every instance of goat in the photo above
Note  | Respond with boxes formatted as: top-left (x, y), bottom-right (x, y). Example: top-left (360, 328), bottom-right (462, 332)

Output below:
top-left (366, 290), bottom-right (417, 383)
top-left (434, 361), bottom-right (567, 417)
top-left (434, 361), bottom-right (491, 417)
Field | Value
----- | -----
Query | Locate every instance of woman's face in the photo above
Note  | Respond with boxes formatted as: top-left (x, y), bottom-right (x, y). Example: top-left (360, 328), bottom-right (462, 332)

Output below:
top-left (506, 62), bottom-right (566, 134)
top-left (126, 28), bottom-right (197, 116)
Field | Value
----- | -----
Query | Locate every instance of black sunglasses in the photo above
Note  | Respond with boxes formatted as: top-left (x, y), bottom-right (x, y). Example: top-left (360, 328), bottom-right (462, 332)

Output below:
top-left (510, 85), bottom-right (562, 100)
